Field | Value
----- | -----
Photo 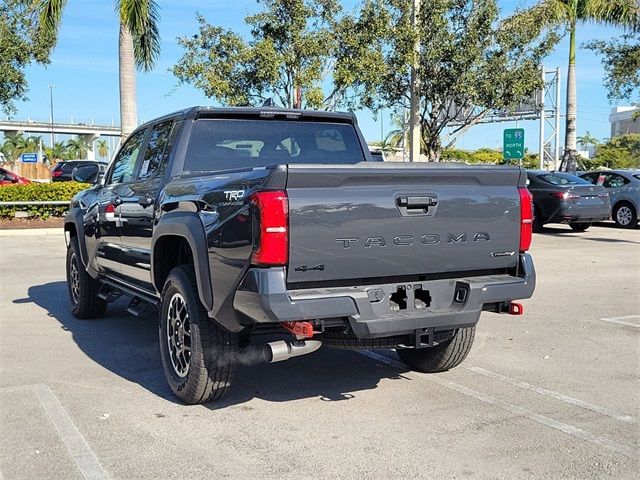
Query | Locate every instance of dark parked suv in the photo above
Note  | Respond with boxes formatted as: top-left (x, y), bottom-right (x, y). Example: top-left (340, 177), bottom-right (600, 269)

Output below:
top-left (51, 160), bottom-right (107, 182)
top-left (526, 171), bottom-right (610, 232)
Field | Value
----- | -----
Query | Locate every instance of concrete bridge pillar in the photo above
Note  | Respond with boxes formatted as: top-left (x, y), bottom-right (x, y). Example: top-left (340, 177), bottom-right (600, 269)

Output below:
top-left (1, 130), bottom-right (24, 139)
top-left (79, 134), bottom-right (99, 160)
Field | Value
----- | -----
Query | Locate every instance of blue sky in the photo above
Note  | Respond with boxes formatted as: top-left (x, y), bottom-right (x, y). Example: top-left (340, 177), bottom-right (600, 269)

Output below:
top-left (5, 0), bottom-right (627, 153)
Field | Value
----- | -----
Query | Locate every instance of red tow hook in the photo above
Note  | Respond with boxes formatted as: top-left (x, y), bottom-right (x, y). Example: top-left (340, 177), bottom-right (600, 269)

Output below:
top-left (509, 302), bottom-right (524, 315)
top-left (281, 321), bottom-right (314, 339)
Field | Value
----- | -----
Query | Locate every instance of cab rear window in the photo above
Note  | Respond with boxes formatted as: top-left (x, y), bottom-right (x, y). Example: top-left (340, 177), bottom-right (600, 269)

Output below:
top-left (183, 119), bottom-right (365, 173)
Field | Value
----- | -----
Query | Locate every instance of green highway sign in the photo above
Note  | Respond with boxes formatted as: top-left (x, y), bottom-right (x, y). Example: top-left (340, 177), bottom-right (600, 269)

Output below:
top-left (503, 128), bottom-right (524, 160)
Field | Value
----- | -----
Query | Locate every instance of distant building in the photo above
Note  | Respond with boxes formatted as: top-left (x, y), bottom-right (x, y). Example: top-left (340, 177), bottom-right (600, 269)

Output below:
top-left (610, 106), bottom-right (640, 137)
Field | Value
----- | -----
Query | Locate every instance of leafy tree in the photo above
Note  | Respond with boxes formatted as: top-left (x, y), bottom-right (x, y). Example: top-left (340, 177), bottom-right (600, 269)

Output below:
top-left (585, 134), bottom-right (640, 169)
top-left (96, 139), bottom-right (109, 159)
top-left (36, 0), bottom-right (161, 139)
top-left (440, 148), bottom-right (472, 162)
top-left (525, 0), bottom-right (639, 152)
top-left (172, 1), bottom-right (343, 109)
top-left (335, 0), bottom-right (559, 160)
top-left (0, 0), bottom-right (56, 116)
top-left (520, 153), bottom-right (541, 170)
top-left (66, 137), bottom-right (91, 160)
top-left (585, 32), bottom-right (640, 102)
top-left (469, 148), bottom-right (503, 164)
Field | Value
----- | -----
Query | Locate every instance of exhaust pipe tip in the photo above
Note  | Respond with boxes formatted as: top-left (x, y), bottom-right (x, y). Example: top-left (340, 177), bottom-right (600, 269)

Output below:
top-left (263, 339), bottom-right (322, 363)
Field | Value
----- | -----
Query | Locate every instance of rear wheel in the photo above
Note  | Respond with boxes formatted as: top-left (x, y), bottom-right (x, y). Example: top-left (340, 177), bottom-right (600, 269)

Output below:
top-left (159, 265), bottom-right (237, 404)
top-left (613, 202), bottom-right (637, 229)
top-left (569, 222), bottom-right (591, 232)
top-left (66, 237), bottom-right (107, 319)
top-left (396, 326), bottom-right (475, 373)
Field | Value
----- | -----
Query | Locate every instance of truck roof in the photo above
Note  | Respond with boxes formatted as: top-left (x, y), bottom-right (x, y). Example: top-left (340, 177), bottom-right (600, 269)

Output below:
top-left (149, 106), bottom-right (357, 125)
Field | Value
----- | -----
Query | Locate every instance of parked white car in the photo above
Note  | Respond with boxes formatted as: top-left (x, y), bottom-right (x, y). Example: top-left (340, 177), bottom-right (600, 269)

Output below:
top-left (579, 170), bottom-right (640, 228)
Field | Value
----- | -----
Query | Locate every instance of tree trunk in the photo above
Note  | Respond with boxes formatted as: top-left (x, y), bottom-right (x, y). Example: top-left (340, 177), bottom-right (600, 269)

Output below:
top-left (564, 24), bottom-right (577, 152)
top-left (119, 23), bottom-right (137, 141)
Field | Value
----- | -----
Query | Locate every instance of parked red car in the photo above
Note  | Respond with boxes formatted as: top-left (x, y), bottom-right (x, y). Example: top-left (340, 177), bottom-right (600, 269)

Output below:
top-left (0, 167), bottom-right (31, 186)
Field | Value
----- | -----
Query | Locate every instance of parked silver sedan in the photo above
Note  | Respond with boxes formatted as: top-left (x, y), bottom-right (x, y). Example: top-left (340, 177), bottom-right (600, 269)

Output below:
top-left (579, 170), bottom-right (640, 228)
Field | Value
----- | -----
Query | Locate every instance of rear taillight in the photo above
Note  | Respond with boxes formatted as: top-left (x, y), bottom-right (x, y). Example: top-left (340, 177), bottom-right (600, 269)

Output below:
top-left (51, 170), bottom-right (62, 177)
top-left (251, 190), bottom-right (288, 266)
top-left (549, 191), bottom-right (579, 200)
top-left (518, 187), bottom-right (533, 252)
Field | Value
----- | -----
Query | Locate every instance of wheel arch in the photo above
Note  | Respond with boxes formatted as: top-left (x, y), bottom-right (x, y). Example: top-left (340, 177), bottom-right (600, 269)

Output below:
top-left (613, 198), bottom-right (637, 212)
top-left (151, 212), bottom-right (214, 313)
top-left (64, 209), bottom-right (89, 268)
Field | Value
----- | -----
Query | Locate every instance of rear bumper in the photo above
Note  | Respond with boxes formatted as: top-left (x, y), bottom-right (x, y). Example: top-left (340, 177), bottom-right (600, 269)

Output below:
top-left (233, 254), bottom-right (536, 338)
top-left (548, 204), bottom-right (610, 223)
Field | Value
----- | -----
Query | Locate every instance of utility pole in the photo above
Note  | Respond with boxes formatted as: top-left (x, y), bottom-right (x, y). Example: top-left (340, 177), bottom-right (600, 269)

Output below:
top-left (538, 67), bottom-right (545, 170)
top-left (409, 0), bottom-right (421, 162)
top-left (48, 84), bottom-right (55, 147)
top-left (554, 66), bottom-right (561, 166)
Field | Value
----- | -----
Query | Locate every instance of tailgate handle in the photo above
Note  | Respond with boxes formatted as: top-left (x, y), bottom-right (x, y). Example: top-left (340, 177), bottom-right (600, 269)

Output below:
top-left (396, 194), bottom-right (439, 216)
top-left (397, 195), bottom-right (438, 209)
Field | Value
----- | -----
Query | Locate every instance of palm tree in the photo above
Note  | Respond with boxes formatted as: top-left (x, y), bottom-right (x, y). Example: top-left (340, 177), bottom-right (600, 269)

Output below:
top-left (577, 131), bottom-right (600, 150)
top-left (37, 1), bottom-right (161, 140)
top-left (66, 137), bottom-right (91, 160)
top-left (46, 142), bottom-right (69, 161)
top-left (381, 112), bottom-right (408, 155)
top-left (24, 136), bottom-right (42, 151)
top-left (530, 1), bottom-right (639, 153)
top-left (96, 139), bottom-right (109, 159)
top-left (2, 134), bottom-right (27, 162)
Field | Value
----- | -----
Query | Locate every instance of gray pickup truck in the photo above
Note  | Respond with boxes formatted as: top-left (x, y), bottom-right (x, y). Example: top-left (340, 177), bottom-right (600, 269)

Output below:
top-left (65, 107), bottom-right (536, 404)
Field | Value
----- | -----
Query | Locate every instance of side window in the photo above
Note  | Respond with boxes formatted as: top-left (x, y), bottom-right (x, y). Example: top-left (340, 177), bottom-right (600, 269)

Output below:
top-left (603, 174), bottom-right (629, 189)
top-left (581, 173), bottom-right (598, 185)
top-left (109, 129), bottom-right (146, 184)
top-left (137, 120), bottom-right (175, 180)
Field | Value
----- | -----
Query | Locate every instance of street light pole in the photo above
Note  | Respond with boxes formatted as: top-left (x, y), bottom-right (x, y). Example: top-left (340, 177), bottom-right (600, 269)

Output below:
top-left (48, 84), bottom-right (55, 147)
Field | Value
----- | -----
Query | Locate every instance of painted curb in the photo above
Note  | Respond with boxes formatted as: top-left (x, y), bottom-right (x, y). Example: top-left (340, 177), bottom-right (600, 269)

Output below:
top-left (0, 228), bottom-right (64, 237)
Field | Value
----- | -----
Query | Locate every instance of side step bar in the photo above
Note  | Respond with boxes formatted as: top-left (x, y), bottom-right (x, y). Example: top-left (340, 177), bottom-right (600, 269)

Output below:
top-left (100, 277), bottom-right (161, 310)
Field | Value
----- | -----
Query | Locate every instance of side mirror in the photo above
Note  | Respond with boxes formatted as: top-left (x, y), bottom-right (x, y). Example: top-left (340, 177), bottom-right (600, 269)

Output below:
top-left (72, 164), bottom-right (100, 184)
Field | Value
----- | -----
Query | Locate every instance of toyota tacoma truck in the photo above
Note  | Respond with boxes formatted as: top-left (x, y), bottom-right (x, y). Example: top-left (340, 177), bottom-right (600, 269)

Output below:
top-left (65, 107), bottom-right (536, 404)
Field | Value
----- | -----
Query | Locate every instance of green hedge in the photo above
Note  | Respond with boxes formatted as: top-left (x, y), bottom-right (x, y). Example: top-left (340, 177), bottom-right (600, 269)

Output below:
top-left (0, 182), bottom-right (89, 218)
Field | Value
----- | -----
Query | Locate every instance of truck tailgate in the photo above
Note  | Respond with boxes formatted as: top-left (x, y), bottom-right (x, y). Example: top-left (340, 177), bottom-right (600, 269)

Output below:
top-left (285, 164), bottom-right (524, 284)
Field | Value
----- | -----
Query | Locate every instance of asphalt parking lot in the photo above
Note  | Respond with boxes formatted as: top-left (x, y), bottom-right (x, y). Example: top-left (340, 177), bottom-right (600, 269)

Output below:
top-left (0, 223), bottom-right (638, 479)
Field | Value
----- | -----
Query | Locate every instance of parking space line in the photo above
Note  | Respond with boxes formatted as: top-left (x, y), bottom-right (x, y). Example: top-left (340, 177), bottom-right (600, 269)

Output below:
top-left (358, 351), bottom-right (639, 461)
top-left (467, 366), bottom-right (635, 424)
top-left (599, 315), bottom-right (640, 328)
top-left (32, 384), bottom-right (109, 480)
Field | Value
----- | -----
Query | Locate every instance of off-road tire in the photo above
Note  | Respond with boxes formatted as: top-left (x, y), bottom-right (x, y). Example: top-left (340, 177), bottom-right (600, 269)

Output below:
top-left (159, 265), bottom-right (237, 404)
top-left (569, 222), bottom-right (591, 232)
top-left (613, 202), bottom-right (637, 229)
top-left (396, 326), bottom-right (475, 373)
top-left (66, 237), bottom-right (107, 319)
